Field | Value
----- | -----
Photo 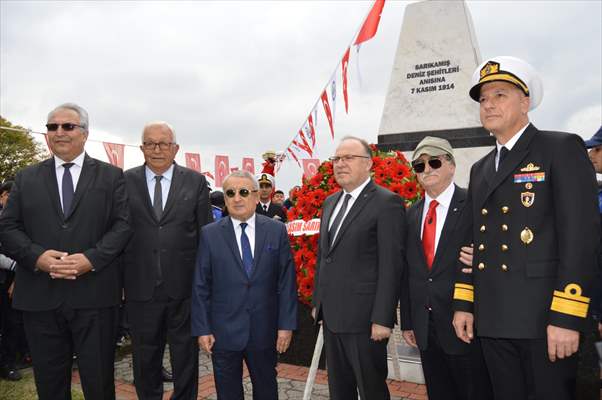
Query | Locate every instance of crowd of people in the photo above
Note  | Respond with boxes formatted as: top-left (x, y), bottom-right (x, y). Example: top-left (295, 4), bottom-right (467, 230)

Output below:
top-left (0, 55), bottom-right (601, 400)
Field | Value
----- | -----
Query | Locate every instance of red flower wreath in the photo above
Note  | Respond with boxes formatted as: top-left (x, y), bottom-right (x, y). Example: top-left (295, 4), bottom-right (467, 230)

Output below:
top-left (288, 145), bottom-right (423, 306)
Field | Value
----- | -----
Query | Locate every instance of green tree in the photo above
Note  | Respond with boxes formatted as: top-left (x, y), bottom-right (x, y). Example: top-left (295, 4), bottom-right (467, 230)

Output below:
top-left (0, 116), bottom-right (49, 182)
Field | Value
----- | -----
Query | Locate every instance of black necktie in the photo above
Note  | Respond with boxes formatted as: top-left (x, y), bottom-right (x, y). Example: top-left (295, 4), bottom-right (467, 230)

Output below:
top-left (498, 146), bottom-right (509, 170)
top-left (263, 204), bottom-right (268, 213)
top-left (153, 176), bottom-right (163, 219)
top-left (62, 163), bottom-right (74, 216)
top-left (329, 194), bottom-right (352, 246)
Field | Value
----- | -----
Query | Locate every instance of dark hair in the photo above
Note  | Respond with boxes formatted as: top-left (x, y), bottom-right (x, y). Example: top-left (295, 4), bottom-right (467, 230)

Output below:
top-left (274, 190), bottom-right (284, 195)
top-left (0, 180), bottom-right (14, 194)
top-left (210, 190), bottom-right (225, 208)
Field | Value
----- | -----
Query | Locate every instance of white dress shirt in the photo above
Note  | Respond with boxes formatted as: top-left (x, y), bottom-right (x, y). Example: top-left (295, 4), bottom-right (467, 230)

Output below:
top-left (259, 201), bottom-right (271, 212)
top-left (231, 213), bottom-right (256, 258)
top-left (145, 164), bottom-right (174, 210)
top-left (328, 177), bottom-right (371, 242)
top-left (54, 151), bottom-right (85, 211)
top-left (494, 123), bottom-right (529, 171)
top-left (420, 182), bottom-right (455, 253)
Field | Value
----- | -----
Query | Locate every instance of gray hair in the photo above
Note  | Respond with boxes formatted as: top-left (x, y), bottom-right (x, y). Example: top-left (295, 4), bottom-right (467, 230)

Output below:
top-left (47, 103), bottom-right (89, 132)
top-left (223, 170), bottom-right (259, 190)
top-left (340, 135), bottom-right (372, 158)
top-left (141, 121), bottom-right (177, 143)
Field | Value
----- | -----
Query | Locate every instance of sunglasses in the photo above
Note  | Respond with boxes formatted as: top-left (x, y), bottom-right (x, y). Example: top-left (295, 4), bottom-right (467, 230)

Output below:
top-left (412, 158), bottom-right (443, 173)
top-left (225, 188), bottom-right (258, 198)
top-left (46, 123), bottom-right (85, 132)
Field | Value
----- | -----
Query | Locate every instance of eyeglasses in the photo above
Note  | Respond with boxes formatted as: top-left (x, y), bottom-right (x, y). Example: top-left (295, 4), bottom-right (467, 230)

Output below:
top-left (142, 142), bottom-right (175, 151)
top-left (225, 188), bottom-right (258, 198)
top-left (328, 155), bottom-right (370, 163)
top-left (46, 123), bottom-right (85, 132)
top-left (412, 158), bottom-right (443, 173)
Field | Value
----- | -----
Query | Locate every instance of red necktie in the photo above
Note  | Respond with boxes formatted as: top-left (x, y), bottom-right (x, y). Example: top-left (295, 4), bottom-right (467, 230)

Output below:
top-left (422, 200), bottom-right (438, 269)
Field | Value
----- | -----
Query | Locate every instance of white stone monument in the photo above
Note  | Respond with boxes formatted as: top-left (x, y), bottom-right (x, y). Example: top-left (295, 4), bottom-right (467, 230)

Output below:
top-left (378, 0), bottom-right (494, 188)
top-left (378, 0), bottom-right (493, 384)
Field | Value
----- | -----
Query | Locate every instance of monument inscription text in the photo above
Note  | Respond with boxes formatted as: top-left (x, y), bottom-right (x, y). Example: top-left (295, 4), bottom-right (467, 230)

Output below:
top-left (406, 59), bottom-right (460, 94)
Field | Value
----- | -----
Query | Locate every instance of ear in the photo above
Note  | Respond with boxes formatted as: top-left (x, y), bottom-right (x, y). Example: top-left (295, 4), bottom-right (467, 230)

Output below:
top-left (520, 94), bottom-right (530, 114)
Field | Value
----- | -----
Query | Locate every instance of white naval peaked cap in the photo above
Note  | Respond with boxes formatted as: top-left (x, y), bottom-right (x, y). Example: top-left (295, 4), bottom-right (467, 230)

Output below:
top-left (469, 56), bottom-right (543, 111)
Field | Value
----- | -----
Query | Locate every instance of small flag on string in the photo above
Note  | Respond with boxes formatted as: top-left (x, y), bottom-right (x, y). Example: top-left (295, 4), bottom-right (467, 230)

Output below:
top-left (242, 157), bottom-right (255, 174)
top-left (354, 0), bottom-right (385, 45)
top-left (321, 90), bottom-right (335, 139)
top-left (102, 142), bottom-right (125, 169)
top-left (185, 152), bottom-right (201, 172)
top-left (342, 47), bottom-right (350, 113)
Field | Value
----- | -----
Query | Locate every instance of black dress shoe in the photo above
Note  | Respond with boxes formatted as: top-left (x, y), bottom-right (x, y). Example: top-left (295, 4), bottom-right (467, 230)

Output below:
top-left (161, 366), bottom-right (173, 382)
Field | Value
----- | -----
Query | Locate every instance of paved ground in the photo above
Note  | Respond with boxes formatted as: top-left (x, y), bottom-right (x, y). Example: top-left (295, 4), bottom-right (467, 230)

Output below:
top-left (71, 346), bottom-right (428, 399)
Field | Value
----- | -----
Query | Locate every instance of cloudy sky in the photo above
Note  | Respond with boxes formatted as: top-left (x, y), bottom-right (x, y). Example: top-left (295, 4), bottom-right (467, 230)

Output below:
top-left (1, 0), bottom-right (600, 190)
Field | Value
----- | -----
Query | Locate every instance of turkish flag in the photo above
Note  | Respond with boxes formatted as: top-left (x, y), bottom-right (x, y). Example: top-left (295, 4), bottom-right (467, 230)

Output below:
top-left (302, 159), bottom-right (321, 180)
top-left (102, 142), bottom-right (125, 169)
top-left (342, 47), bottom-right (350, 113)
top-left (242, 157), bottom-right (255, 174)
top-left (354, 0), bottom-right (385, 45)
top-left (214, 155), bottom-right (230, 187)
top-left (321, 90), bottom-right (335, 139)
top-left (185, 153), bottom-right (201, 172)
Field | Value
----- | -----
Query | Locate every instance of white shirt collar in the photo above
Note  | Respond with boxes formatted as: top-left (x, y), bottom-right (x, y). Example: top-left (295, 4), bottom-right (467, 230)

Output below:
top-left (145, 163), bottom-right (175, 182)
top-left (231, 212), bottom-right (256, 228)
top-left (54, 151), bottom-right (85, 169)
top-left (424, 182), bottom-right (455, 209)
top-left (344, 177), bottom-right (371, 199)
top-left (260, 200), bottom-right (271, 208)
top-left (496, 122), bottom-right (530, 153)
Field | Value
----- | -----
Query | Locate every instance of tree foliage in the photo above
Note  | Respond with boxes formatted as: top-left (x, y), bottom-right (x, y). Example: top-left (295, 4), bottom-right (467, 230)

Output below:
top-left (0, 116), bottom-right (49, 182)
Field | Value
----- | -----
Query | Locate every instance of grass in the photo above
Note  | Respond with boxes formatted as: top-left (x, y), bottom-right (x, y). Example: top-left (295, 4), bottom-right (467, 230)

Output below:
top-left (0, 368), bottom-right (85, 400)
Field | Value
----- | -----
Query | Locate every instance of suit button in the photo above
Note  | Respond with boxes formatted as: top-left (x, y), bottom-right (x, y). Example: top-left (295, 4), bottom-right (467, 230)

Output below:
top-left (501, 244), bottom-right (509, 251)
top-left (326, 257), bottom-right (332, 264)
top-left (428, 278), bottom-right (433, 282)
top-left (159, 225), bottom-right (163, 229)
top-left (501, 264), bottom-right (508, 271)
top-left (501, 224), bottom-right (508, 231)
top-left (481, 208), bottom-right (488, 215)
top-left (502, 206), bottom-right (509, 214)
top-left (480, 225), bottom-right (486, 232)
top-left (61, 224), bottom-right (68, 229)
top-left (478, 244), bottom-right (485, 251)
top-left (478, 263), bottom-right (485, 270)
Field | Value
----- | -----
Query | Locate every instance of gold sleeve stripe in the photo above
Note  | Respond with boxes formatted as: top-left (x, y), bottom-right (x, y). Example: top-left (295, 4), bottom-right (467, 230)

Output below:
top-left (553, 284), bottom-right (590, 304)
top-left (454, 283), bottom-right (474, 290)
top-left (453, 287), bottom-right (474, 302)
top-left (550, 296), bottom-right (589, 318)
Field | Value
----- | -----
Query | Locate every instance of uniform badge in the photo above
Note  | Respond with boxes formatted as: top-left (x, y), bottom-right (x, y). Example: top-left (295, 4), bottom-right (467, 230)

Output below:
top-left (514, 172), bottom-right (545, 183)
top-left (520, 227), bottom-right (534, 244)
top-left (520, 163), bottom-right (541, 172)
top-left (521, 192), bottom-right (535, 207)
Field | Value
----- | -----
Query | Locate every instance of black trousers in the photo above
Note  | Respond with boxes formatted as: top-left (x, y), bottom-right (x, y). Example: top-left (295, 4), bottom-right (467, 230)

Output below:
top-left (1, 275), bottom-right (27, 367)
top-left (480, 337), bottom-right (578, 400)
top-left (127, 285), bottom-right (198, 400)
top-left (419, 317), bottom-right (492, 400)
top-left (211, 346), bottom-right (278, 400)
top-left (323, 322), bottom-right (390, 400)
top-left (23, 305), bottom-right (118, 400)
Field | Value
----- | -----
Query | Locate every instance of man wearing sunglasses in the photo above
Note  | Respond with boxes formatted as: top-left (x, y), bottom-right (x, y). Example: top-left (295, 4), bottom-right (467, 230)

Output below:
top-left (122, 121), bottom-right (211, 400)
top-left (400, 137), bottom-right (491, 400)
top-left (312, 136), bottom-right (405, 400)
top-left (255, 173), bottom-right (287, 222)
top-left (192, 170), bottom-right (297, 400)
top-left (0, 103), bottom-right (132, 399)
top-left (452, 57), bottom-right (600, 400)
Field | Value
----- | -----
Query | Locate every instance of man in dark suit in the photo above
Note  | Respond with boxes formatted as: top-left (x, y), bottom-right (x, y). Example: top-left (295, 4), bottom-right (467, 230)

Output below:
top-left (312, 136), bottom-right (405, 400)
top-left (123, 121), bottom-right (211, 399)
top-left (192, 170), bottom-right (297, 399)
top-left (0, 103), bottom-right (131, 399)
top-left (400, 136), bottom-right (491, 400)
top-left (255, 173), bottom-right (287, 222)
top-left (452, 57), bottom-right (600, 400)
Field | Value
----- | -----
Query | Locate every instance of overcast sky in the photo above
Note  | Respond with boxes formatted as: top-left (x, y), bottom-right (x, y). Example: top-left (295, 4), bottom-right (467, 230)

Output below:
top-left (1, 0), bottom-right (601, 190)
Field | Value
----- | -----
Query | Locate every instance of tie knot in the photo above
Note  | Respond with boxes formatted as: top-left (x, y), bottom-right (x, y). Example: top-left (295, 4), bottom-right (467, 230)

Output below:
top-left (428, 199), bottom-right (439, 210)
top-left (240, 222), bottom-right (248, 231)
top-left (63, 162), bottom-right (74, 170)
top-left (155, 175), bottom-right (163, 182)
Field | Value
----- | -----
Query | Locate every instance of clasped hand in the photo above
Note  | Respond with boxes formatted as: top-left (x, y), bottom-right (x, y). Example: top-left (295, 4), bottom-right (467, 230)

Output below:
top-left (36, 249), bottom-right (93, 279)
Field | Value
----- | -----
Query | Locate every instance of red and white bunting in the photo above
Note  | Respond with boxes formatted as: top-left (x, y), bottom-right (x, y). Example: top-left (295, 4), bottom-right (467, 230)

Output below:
top-left (296, 131), bottom-right (314, 157)
top-left (342, 47), bottom-right (350, 114)
top-left (185, 152), bottom-right (201, 172)
top-left (287, 147), bottom-right (301, 167)
top-left (354, 0), bottom-right (386, 46)
top-left (330, 78), bottom-right (337, 122)
top-left (102, 142), bottom-right (124, 169)
top-left (214, 155), bottom-right (230, 187)
top-left (320, 90), bottom-right (335, 139)
top-left (242, 157), bottom-right (255, 174)
top-left (302, 158), bottom-right (321, 180)
top-left (230, 167), bottom-right (239, 172)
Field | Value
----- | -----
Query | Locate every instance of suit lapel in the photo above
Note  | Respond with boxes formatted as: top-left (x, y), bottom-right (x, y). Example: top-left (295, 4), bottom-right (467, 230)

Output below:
top-left (221, 217), bottom-right (246, 277)
top-left (161, 163), bottom-right (181, 219)
top-left (136, 166), bottom-right (156, 220)
top-left (252, 216), bottom-right (267, 277)
top-left (42, 158), bottom-right (63, 218)
top-left (478, 124), bottom-right (536, 209)
top-left (66, 154), bottom-right (95, 220)
top-left (430, 186), bottom-right (465, 273)
top-left (409, 200), bottom-right (429, 271)
top-left (320, 192), bottom-right (341, 254)
top-left (328, 181), bottom-right (376, 254)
